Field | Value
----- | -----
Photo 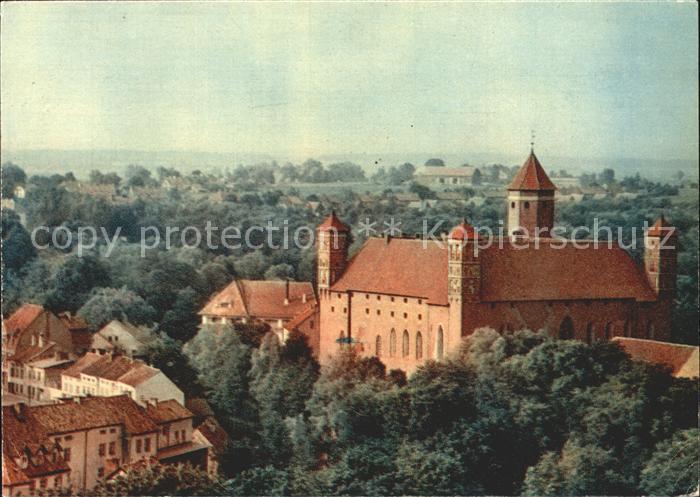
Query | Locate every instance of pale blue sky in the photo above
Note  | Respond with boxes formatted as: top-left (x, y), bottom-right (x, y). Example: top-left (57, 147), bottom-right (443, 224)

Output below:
top-left (1, 2), bottom-right (697, 161)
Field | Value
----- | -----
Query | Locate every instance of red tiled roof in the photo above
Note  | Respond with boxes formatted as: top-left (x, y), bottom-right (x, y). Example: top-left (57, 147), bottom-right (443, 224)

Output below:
top-left (200, 279), bottom-right (317, 320)
top-left (317, 212), bottom-right (350, 232)
top-left (331, 237), bottom-right (655, 304)
top-left (10, 342), bottom-right (56, 363)
top-left (62, 352), bottom-right (159, 386)
top-left (145, 400), bottom-right (193, 424)
top-left (29, 395), bottom-right (158, 435)
top-left (194, 417), bottom-right (229, 455)
top-left (647, 216), bottom-right (677, 237)
top-left (449, 220), bottom-right (478, 240)
top-left (612, 338), bottom-right (699, 378)
top-left (2, 304), bottom-right (44, 336)
top-left (508, 152), bottom-right (556, 191)
top-left (284, 304), bottom-right (317, 331)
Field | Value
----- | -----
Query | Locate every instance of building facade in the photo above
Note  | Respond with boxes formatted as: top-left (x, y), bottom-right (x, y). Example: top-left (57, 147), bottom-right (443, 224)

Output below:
top-left (2, 395), bottom-right (207, 496)
top-left (316, 152), bottom-right (677, 373)
top-left (61, 353), bottom-right (185, 406)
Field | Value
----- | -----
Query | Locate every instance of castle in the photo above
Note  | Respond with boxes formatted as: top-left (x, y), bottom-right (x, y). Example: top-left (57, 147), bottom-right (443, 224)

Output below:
top-left (315, 151), bottom-right (677, 372)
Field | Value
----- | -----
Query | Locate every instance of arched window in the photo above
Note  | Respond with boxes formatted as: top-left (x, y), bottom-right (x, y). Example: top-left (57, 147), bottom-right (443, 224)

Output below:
top-left (586, 323), bottom-right (594, 344)
top-left (559, 317), bottom-right (574, 340)
top-left (524, 201), bottom-right (530, 209)
top-left (375, 335), bottom-right (382, 357)
top-left (415, 332), bottom-right (423, 360)
top-left (604, 322), bottom-right (613, 340)
top-left (402, 330), bottom-right (409, 357)
top-left (511, 201), bottom-right (515, 208)
top-left (647, 322), bottom-right (655, 339)
top-left (389, 329), bottom-right (396, 357)
top-left (436, 326), bottom-right (444, 360)
top-left (624, 321), bottom-right (631, 337)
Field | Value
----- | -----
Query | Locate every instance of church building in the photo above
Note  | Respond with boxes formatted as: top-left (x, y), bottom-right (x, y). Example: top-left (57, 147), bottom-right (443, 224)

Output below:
top-left (315, 151), bottom-right (677, 372)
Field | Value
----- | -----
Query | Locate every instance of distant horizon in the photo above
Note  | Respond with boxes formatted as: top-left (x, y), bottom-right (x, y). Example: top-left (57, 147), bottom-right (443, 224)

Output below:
top-left (3, 147), bottom-right (697, 182)
top-left (2, 3), bottom-right (698, 163)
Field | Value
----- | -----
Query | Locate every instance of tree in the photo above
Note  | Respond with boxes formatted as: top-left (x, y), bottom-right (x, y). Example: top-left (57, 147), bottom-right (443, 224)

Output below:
top-left (77, 287), bottom-right (156, 330)
top-left (424, 158), bottom-right (445, 167)
top-left (125, 164), bottom-right (152, 187)
top-left (249, 331), bottom-right (319, 465)
top-left (44, 254), bottom-right (111, 313)
top-left (409, 182), bottom-right (436, 200)
top-left (91, 463), bottom-right (226, 496)
top-left (640, 428), bottom-right (699, 496)
top-left (89, 170), bottom-right (121, 186)
top-left (158, 286), bottom-right (201, 342)
top-left (1, 162), bottom-right (27, 197)
top-left (1, 210), bottom-right (36, 271)
top-left (472, 168), bottom-right (482, 186)
top-left (264, 263), bottom-right (295, 281)
top-left (600, 168), bottom-right (615, 185)
top-left (143, 333), bottom-right (204, 398)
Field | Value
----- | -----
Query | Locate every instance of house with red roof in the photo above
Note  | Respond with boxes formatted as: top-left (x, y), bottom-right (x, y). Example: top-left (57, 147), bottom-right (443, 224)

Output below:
top-left (60, 352), bottom-right (184, 406)
top-left (2, 305), bottom-right (75, 403)
top-left (316, 151), bottom-right (678, 372)
top-left (2, 395), bottom-right (208, 495)
top-left (199, 278), bottom-right (317, 336)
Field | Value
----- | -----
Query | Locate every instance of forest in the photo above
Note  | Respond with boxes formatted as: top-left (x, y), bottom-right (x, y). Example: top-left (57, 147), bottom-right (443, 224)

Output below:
top-left (1, 161), bottom-right (698, 495)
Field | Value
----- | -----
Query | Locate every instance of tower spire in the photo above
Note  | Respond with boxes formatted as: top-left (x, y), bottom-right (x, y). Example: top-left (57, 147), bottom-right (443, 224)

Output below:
top-left (530, 130), bottom-right (535, 153)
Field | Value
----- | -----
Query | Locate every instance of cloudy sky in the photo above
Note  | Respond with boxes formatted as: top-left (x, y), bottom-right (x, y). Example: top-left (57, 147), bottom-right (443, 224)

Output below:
top-left (1, 2), bottom-right (697, 161)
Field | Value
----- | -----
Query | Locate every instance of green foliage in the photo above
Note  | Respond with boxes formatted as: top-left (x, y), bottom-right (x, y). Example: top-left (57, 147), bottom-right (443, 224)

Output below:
top-left (1, 162), bottom-right (27, 197)
top-left (1, 210), bottom-right (36, 271)
top-left (90, 463), bottom-right (226, 496)
top-left (143, 333), bottom-right (204, 398)
top-left (77, 286), bottom-right (156, 330)
top-left (640, 428), bottom-right (699, 496)
top-left (44, 253), bottom-right (111, 313)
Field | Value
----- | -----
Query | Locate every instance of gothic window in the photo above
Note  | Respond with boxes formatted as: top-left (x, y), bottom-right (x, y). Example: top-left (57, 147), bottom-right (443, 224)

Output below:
top-left (375, 335), bottom-right (382, 357)
top-left (511, 201), bottom-right (515, 208)
top-left (402, 330), bottom-right (409, 357)
top-left (559, 317), bottom-right (574, 340)
top-left (524, 201), bottom-right (530, 209)
top-left (415, 332), bottom-right (423, 360)
top-left (390, 329), bottom-right (397, 357)
top-left (604, 322), bottom-right (613, 340)
top-left (436, 326), bottom-right (444, 360)
top-left (586, 323), bottom-right (594, 344)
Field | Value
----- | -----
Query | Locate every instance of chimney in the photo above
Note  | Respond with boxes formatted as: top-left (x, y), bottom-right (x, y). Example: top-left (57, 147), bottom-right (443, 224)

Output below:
top-left (73, 396), bottom-right (81, 404)
top-left (38, 334), bottom-right (44, 347)
top-left (284, 280), bottom-right (290, 306)
top-left (302, 293), bottom-right (307, 304)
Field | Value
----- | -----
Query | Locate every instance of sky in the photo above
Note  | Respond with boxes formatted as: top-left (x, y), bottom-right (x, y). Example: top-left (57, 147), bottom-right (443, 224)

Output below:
top-left (1, 2), bottom-right (698, 162)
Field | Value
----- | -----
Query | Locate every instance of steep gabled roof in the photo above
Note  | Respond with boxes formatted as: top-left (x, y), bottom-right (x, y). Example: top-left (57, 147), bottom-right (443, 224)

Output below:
top-left (508, 152), bottom-right (556, 191)
top-left (317, 212), bottom-right (350, 232)
top-left (331, 237), bottom-right (656, 304)
top-left (200, 279), bottom-right (317, 320)
top-left (647, 215), bottom-right (677, 237)
top-left (2, 304), bottom-right (44, 336)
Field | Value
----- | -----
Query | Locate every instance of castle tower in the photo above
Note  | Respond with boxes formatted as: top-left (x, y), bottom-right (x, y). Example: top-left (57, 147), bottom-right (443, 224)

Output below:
top-left (507, 150), bottom-right (556, 237)
top-left (447, 220), bottom-right (481, 343)
top-left (316, 212), bottom-right (350, 293)
top-left (644, 215), bottom-right (678, 299)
